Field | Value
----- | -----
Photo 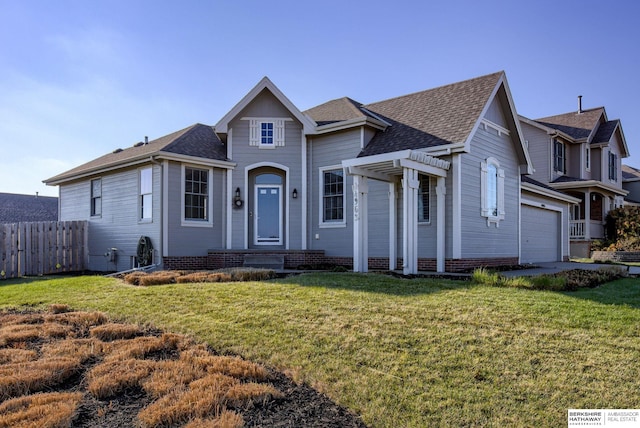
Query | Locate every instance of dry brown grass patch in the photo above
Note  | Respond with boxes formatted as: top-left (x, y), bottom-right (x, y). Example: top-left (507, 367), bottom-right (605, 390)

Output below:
top-left (137, 374), bottom-right (240, 427)
top-left (90, 322), bottom-right (142, 341)
top-left (45, 311), bottom-right (108, 329)
top-left (138, 271), bottom-right (179, 286)
top-left (87, 358), bottom-right (157, 399)
top-left (181, 348), bottom-right (269, 381)
top-left (0, 348), bottom-right (38, 364)
top-left (105, 333), bottom-right (184, 361)
top-left (41, 338), bottom-right (108, 363)
top-left (0, 392), bottom-right (83, 428)
top-left (141, 359), bottom-right (207, 398)
top-left (224, 382), bottom-right (283, 407)
top-left (0, 356), bottom-right (82, 401)
top-left (123, 271), bottom-right (148, 285)
top-left (48, 303), bottom-right (71, 314)
top-left (183, 411), bottom-right (244, 428)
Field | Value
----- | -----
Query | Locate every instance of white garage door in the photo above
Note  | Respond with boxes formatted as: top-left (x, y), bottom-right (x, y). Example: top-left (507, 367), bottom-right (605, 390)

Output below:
top-left (521, 205), bottom-right (560, 263)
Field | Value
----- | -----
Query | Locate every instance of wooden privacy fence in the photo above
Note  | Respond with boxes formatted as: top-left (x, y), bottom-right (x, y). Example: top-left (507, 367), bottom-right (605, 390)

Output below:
top-left (0, 221), bottom-right (88, 279)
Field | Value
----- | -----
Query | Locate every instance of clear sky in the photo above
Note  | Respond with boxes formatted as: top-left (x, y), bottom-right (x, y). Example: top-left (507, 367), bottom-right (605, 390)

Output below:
top-left (1, 0), bottom-right (639, 197)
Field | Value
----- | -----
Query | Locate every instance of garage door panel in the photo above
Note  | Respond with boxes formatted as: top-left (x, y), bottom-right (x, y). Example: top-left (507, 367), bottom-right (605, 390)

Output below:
top-left (521, 205), bottom-right (560, 263)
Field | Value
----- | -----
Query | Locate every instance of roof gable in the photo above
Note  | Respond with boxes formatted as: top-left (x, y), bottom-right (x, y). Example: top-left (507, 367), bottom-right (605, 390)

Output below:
top-left (215, 77), bottom-right (316, 134)
top-left (535, 107), bottom-right (605, 141)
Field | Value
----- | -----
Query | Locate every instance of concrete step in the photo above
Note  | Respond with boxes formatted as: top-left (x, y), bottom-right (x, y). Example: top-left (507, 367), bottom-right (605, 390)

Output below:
top-left (242, 254), bottom-right (284, 270)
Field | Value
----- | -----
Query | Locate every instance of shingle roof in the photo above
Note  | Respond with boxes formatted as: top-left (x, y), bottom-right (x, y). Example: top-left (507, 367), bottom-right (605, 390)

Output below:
top-left (0, 193), bottom-right (58, 223)
top-left (592, 120), bottom-right (619, 144)
top-left (521, 175), bottom-right (557, 192)
top-left (535, 107), bottom-right (604, 140)
top-left (45, 124), bottom-right (228, 184)
top-left (622, 164), bottom-right (640, 181)
top-left (358, 72), bottom-right (504, 156)
top-left (304, 97), bottom-right (369, 125)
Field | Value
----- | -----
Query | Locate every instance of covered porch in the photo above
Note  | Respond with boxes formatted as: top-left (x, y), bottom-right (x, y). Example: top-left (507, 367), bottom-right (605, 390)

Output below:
top-left (342, 150), bottom-right (450, 274)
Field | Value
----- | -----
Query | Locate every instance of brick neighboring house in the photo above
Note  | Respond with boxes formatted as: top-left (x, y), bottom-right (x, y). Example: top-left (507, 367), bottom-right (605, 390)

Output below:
top-left (0, 192), bottom-right (58, 223)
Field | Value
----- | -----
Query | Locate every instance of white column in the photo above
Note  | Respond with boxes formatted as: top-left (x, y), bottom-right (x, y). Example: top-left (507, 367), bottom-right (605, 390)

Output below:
top-left (388, 181), bottom-right (397, 270)
top-left (352, 175), bottom-right (369, 272)
top-left (436, 177), bottom-right (446, 273)
top-left (402, 168), bottom-right (419, 274)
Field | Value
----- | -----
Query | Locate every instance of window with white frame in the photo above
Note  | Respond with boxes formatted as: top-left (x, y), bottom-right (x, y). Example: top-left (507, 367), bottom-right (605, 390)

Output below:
top-left (554, 139), bottom-right (566, 174)
top-left (585, 146), bottom-right (591, 171)
top-left (249, 119), bottom-right (285, 147)
top-left (608, 151), bottom-right (618, 181)
top-left (480, 158), bottom-right (505, 224)
top-left (418, 174), bottom-right (430, 223)
top-left (321, 167), bottom-right (344, 224)
top-left (90, 178), bottom-right (102, 217)
top-left (140, 167), bottom-right (152, 220)
top-left (183, 166), bottom-right (211, 224)
top-left (261, 122), bottom-right (274, 145)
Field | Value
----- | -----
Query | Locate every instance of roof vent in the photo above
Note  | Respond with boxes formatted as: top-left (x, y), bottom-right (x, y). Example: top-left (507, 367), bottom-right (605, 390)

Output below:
top-left (113, 148), bottom-right (123, 153)
top-left (578, 95), bottom-right (583, 114)
top-left (133, 142), bottom-right (144, 147)
top-left (145, 136), bottom-right (149, 145)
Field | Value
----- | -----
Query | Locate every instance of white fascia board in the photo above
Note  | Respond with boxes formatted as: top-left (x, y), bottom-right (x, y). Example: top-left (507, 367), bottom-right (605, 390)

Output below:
top-left (346, 166), bottom-right (393, 182)
top-left (315, 117), bottom-right (387, 134)
top-left (44, 156), bottom-right (155, 186)
top-left (156, 152), bottom-right (236, 169)
top-left (521, 182), bottom-right (580, 204)
top-left (549, 180), bottom-right (629, 196)
top-left (342, 150), bottom-right (413, 168)
top-left (215, 76), bottom-right (316, 135)
top-left (497, 74), bottom-right (534, 175)
top-left (396, 159), bottom-right (447, 177)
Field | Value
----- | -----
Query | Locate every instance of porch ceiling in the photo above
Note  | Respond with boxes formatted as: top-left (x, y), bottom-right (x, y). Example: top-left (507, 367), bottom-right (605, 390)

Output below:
top-left (342, 150), bottom-right (450, 182)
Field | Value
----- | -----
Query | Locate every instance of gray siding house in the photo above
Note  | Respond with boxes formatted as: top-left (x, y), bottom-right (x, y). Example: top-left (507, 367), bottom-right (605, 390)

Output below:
top-left (519, 102), bottom-right (630, 257)
top-left (45, 72), bottom-right (581, 273)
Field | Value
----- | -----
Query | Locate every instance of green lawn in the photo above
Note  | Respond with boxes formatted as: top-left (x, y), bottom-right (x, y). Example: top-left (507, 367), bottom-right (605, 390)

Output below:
top-left (1, 273), bottom-right (639, 427)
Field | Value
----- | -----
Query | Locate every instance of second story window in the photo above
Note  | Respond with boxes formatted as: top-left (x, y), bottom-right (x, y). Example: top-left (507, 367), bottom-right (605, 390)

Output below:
top-left (90, 178), bottom-right (102, 217)
top-left (585, 146), bottom-right (591, 171)
top-left (609, 151), bottom-right (618, 181)
top-left (554, 139), bottom-right (566, 174)
top-left (261, 122), bottom-right (274, 145)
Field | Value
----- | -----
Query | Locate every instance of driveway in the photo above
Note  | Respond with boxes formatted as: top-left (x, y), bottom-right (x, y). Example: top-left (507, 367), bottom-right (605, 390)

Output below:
top-left (501, 261), bottom-right (640, 277)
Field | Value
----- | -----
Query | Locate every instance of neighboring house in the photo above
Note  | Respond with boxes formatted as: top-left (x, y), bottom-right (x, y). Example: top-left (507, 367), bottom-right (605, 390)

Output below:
top-left (622, 164), bottom-right (640, 206)
top-left (45, 71), bottom-right (581, 273)
top-left (519, 100), bottom-right (629, 257)
top-left (0, 192), bottom-right (58, 223)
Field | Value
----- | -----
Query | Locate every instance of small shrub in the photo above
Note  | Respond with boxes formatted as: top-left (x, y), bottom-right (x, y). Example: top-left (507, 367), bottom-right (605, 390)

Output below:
top-left (471, 268), bottom-right (502, 287)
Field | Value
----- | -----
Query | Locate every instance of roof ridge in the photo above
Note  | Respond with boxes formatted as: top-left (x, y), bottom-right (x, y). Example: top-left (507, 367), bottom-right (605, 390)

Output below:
top-left (364, 71), bottom-right (504, 108)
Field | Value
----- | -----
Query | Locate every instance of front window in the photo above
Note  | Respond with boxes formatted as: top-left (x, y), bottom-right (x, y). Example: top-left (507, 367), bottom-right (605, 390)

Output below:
top-left (486, 164), bottom-right (498, 217)
top-left (90, 178), bottom-right (102, 217)
top-left (261, 122), bottom-right (274, 145)
top-left (418, 175), bottom-right (430, 223)
top-left (609, 151), bottom-right (618, 181)
top-left (184, 167), bottom-right (209, 221)
top-left (322, 168), bottom-right (344, 223)
top-left (140, 167), bottom-right (152, 220)
top-left (554, 139), bottom-right (566, 174)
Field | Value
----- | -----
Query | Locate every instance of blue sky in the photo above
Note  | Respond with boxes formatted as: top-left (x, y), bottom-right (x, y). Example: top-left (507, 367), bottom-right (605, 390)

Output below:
top-left (1, 0), bottom-right (639, 197)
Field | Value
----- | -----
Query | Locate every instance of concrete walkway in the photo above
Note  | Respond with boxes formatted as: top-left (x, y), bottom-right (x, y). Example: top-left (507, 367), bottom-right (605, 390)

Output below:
top-left (500, 261), bottom-right (640, 277)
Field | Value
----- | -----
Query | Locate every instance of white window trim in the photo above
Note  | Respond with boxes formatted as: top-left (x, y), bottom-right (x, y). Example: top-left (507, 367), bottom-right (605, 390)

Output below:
top-left (480, 157), bottom-right (505, 227)
top-left (418, 174), bottom-right (431, 225)
top-left (90, 177), bottom-right (102, 218)
top-left (139, 166), bottom-right (153, 223)
top-left (248, 118), bottom-right (287, 148)
top-left (319, 165), bottom-right (346, 228)
top-left (554, 139), bottom-right (566, 175)
top-left (181, 164), bottom-right (214, 228)
top-left (585, 146), bottom-right (591, 172)
top-left (608, 150), bottom-right (618, 183)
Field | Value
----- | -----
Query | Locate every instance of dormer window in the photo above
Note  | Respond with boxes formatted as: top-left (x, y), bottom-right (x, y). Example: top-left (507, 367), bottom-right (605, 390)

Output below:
top-left (554, 139), bottom-right (566, 174)
top-left (249, 118), bottom-right (286, 148)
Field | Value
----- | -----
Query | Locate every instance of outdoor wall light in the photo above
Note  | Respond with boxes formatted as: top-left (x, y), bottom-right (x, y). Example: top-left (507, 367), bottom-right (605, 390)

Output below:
top-left (292, 188), bottom-right (298, 199)
top-left (233, 187), bottom-right (243, 208)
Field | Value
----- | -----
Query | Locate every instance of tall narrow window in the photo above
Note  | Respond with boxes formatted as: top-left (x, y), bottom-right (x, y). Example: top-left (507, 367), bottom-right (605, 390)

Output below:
top-left (184, 167), bottom-right (209, 221)
top-left (418, 175), bottom-right (430, 223)
top-left (585, 146), bottom-right (591, 170)
top-left (554, 139), bottom-right (566, 173)
top-left (608, 151), bottom-right (618, 181)
top-left (481, 158), bottom-right (505, 224)
top-left (90, 178), bottom-right (102, 217)
top-left (322, 168), bottom-right (344, 222)
top-left (140, 167), bottom-right (152, 220)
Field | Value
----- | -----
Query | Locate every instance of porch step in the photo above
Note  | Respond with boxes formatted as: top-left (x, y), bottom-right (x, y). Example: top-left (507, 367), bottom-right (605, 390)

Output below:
top-left (242, 254), bottom-right (284, 270)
